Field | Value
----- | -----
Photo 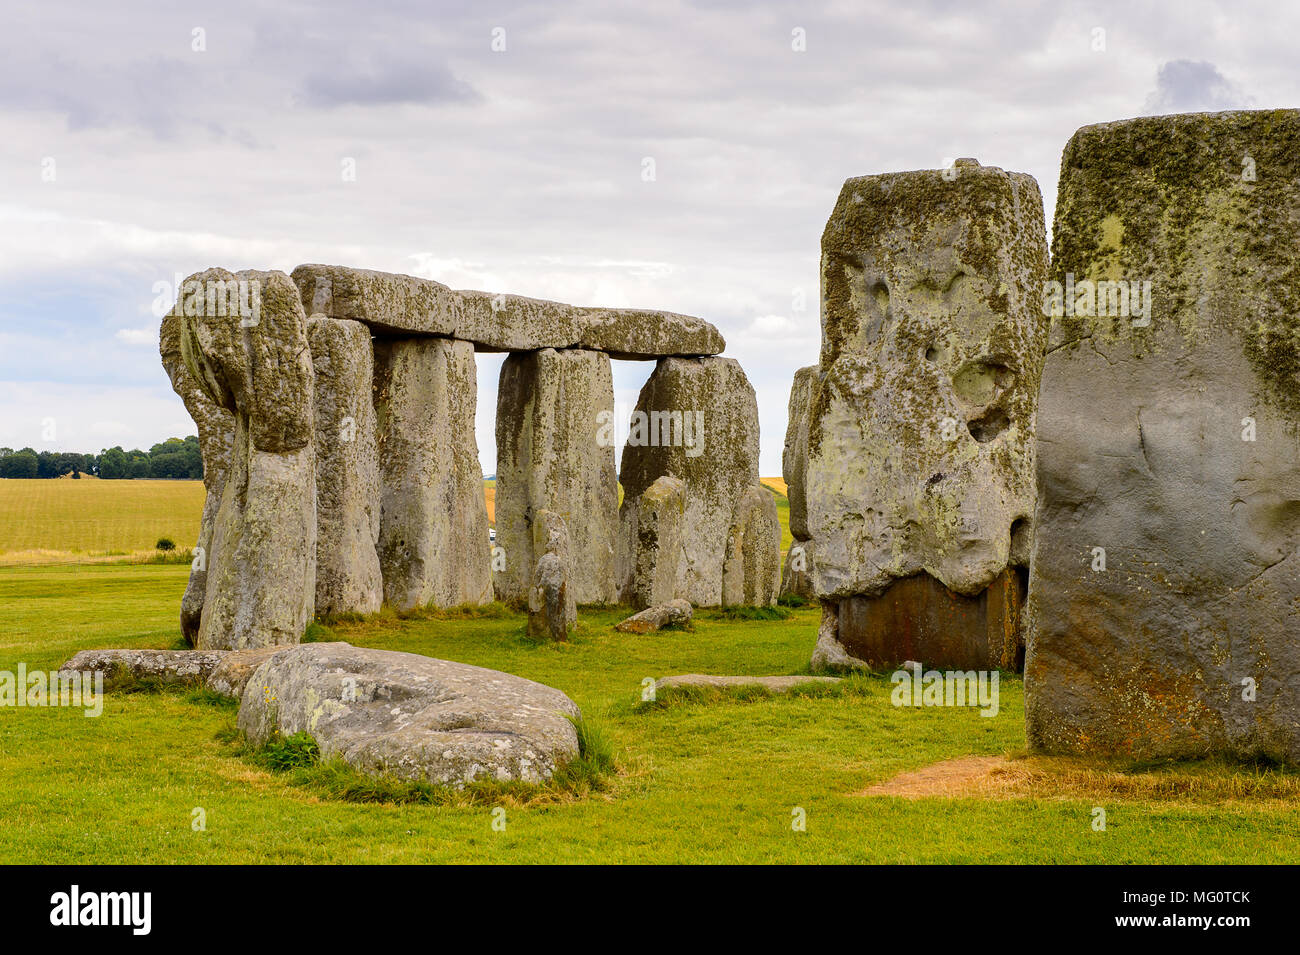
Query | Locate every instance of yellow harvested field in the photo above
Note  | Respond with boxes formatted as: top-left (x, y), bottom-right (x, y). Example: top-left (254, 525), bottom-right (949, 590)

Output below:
top-left (761, 477), bottom-right (788, 497)
top-left (0, 478), bottom-right (207, 564)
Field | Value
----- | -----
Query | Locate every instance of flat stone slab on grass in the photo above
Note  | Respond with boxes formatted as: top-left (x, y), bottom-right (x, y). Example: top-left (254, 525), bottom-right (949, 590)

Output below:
top-left (654, 674), bottom-right (842, 694)
top-left (237, 643), bottom-right (580, 787)
top-left (61, 646), bottom-right (281, 697)
top-left (615, 599), bottom-right (693, 633)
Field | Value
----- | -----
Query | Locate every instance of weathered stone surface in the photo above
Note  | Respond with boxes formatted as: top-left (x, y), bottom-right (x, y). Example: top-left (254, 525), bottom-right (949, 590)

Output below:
top-left (308, 317), bottom-right (382, 616)
top-left (828, 568), bottom-right (1025, 671)
top-left (291, 264), bottom-right (724, 358)
top-left (161, 289), bottom-right (235, 644)
top-left (782, 365), bottom-right (819, 541)
top-left (721, 485), bottom-right (781, 606)
top-left (779, 540), bottom-right (816, 600)
top-left (528, 510), bottom-right (576, 640)
top-left (495, 348), bottom-right (617, 605)
top-left (373, 337), bottom-right (491, 610)
top-left (60, 646), bottom-right (280, 699)
top-left (617, 474), bottom-right (685, 610)
top-left (654, 673), bottom-right (841, 694)
top-left (237, 643), bottom-right (581, 786)
top-left (615, 599), bottom-right (693, 633)
top-left (810, 602), bottom-right (871, 674)
top-left (1026, 111), bottom-right (1300, 764)
top-left (620, 357), bottom-right (762, 606)
top-left (808, 160), bottom-right (1048, 605)
top-left (179, 268), bottom-right (316, 650)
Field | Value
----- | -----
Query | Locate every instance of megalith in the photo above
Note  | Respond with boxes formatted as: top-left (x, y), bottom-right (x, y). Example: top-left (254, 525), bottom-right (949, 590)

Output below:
top-left (619, 356), bottom-right (772, 606)
top-left (617, 474), bottom-right (686, 610)
top-left (178, 268), bottom-right (317, 650)
top-left (1026, 110), bottom-right (1300, 763)
top-left (307, 316), bottom-right (382, 616)
top-left (721, 485), bottom-right (781, 606)
top-left (373, 337), bottom-right (491, 611)
top-left (807, 159), bottom-right (1048, 669)
top-left (528, 509), bottom-right (576, 640)
top-left (160, 284), bottom-right (235, 644)
top-left (780, 365), bottom-right (819, 600)
top-left (495, 348), bottom-right (618, 605)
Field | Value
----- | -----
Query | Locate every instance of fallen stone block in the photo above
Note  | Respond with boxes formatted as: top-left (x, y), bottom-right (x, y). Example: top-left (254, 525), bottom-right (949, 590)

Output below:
top-left (237, 643), bottom-right (581, 786)
top-left (615, 599), bottom-right (693, 633)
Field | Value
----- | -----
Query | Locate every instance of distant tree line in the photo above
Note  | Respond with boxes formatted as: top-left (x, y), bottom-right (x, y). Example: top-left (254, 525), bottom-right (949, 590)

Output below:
top-left (0, 437), bottom-right (203, 479)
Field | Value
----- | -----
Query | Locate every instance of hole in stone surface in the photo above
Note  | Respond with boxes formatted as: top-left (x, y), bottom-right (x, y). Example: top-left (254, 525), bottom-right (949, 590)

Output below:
top-left (952, 359), bottom-right (1014, 406)
top-left (968, 410), bottom-right (1010, 443)
top-left (870, 281), bottom-right (890, 315)
top-left (924, 346), bottom-right (941, 362)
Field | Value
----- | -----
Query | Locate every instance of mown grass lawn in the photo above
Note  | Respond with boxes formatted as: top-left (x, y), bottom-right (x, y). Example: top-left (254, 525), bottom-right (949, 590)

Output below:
top-left (3, 562), bottom-right (1299, 863)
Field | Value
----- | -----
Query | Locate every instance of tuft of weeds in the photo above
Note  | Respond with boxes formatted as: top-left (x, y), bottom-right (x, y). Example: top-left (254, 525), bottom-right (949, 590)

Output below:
top-left (777, 594), bottom-right (810, 609)
top-left (634, 673), bottom-right (877, 712)
top-left (302, 621), bottom-right (334, 643)
top-left (400, 601), bottom-right (515, 622)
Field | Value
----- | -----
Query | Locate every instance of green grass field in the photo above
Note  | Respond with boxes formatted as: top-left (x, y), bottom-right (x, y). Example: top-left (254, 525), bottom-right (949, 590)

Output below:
top-left (2, 481), bottom-right (1298, 863)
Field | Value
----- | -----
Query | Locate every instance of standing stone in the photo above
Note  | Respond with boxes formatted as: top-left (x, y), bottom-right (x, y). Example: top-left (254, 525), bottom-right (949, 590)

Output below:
top-left (307, 317), bottom-right (382, 616)
top-left (617, 474), bottom-right (685, 610)
top-left (779, 539), bottom-right (816, 600)
top-left (161, 281), bottom-right (235, 644)
top-left (783, 365), bottom-right (819, 542)
top-left (373, 337), bottom-right (491, 611)
top-left (528, 510), bottom-right (576, 640)
top-left (1026, 111), bottom-right (1300, 763)
top-left (807, 160), bottom-right (1048, 669)
top-left (620, 357), bottom-right (766, 606)
top-left (178, 268), bottom-right (316, 650)
top-left (495, 348), bottom-right (617, 605)
top-left (722, 485), bottom-right (781, 606)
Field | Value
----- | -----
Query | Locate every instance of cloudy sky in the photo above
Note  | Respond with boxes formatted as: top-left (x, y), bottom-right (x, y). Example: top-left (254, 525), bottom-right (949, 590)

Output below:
top-left (0, 0), bottom-right (1288, 475)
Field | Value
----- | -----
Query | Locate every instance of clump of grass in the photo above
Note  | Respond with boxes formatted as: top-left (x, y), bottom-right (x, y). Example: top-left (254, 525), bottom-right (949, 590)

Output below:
top-left (302, 621), bottom-right (335, 643)
top-left (700, 605), bottom-right (792, 622)
top-left (400, 601), bottom-right (515, 621)
top-left (253, 731), bottom-right (321, 772)
top-left (777, 594), bottom-right (810, 608)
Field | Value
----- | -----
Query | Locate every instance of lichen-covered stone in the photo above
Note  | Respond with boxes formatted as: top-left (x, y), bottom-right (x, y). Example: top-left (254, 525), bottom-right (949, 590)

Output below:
top-left (620, 357), bottom-right (762, 606)
top-left (721, 485), bottom-right (781, 606)
top-left (237, 642), bottom-right (581, 786)
top-left (807, 160), bottom-right (1048, 602)
top-left (615, 599), bottom-right (693, 633)
top-left (307, 317), bottom-right (382, 616)
top-left (495, 348), bottom-right (618, 605)
top-left (161, 285), bottom-right (234, 643)
top-left (179, 268), bottom-right (316, 650)
top-left (782, 365), bottom-right (819, 541)
top-left (373, 337), bottom-right (491, 610)
top-left (779, 540), bottom-right (816, 600)
top-left (528, 510), bottom-right (576, 640)
top-left (1026, 110), bottom-right (1300, 764)
top-left (617, 474), bottom-right (685, 609)
top-left (292, 264), bottom-right (724, 358)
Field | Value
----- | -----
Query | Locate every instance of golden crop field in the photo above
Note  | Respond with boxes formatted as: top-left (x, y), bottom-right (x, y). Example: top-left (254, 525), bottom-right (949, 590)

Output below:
top-left (0, 478), bottom-right (206, 564)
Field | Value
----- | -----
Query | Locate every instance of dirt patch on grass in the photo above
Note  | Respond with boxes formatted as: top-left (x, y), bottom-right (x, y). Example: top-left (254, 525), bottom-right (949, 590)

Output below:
top-left (858, 754), bottom-right (1300, 806)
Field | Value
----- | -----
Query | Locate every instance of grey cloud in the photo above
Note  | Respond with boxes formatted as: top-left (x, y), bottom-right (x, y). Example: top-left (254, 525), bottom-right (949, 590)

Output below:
top-left (1143, 59), bottom-right (1251, 114)
top-left (299, 57), bottom-right (479, 108)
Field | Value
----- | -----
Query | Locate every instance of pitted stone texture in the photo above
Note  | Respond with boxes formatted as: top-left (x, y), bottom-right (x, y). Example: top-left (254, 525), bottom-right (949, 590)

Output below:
top-left (620, 357), bottom-right (762, 606)
top-left (1026, 111), bottom-right (1300, 764)
top-left (808, 161), bottom-right (1048, 601)
top-left (308, 317), bottom-right (382, 616)
top-left (237, 643), bottom-right (581, 787)
top-left (780, 540), bottom-right (816, 600)
top-left (615, 599), bottom-right (693, 633)
top-left (373, 337), bottom-right (491, 611)
top-left (782, 365), bottom-right (819, 542)
top-left (179, 268), bottom-right (316, 650)
top-left (617, 474), bottom-right (685, 610)
top-left (161, 292), bottom-right (234, 644)
top-left (528, 510), bottom-right (576, 640)
top-left (495, 348), bottom-right (617, 605)
top-left (721, 485), bottom-right (781, 606)
top-left (291, 264), bottom-right (724, 358)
